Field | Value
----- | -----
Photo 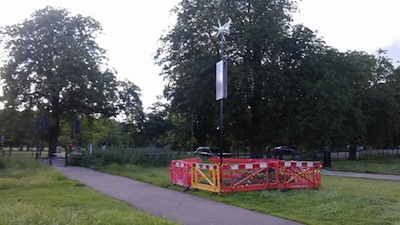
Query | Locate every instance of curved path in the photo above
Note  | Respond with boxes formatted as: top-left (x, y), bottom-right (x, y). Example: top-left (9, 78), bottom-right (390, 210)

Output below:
top-left (52, 159), bottom-right (301, 225)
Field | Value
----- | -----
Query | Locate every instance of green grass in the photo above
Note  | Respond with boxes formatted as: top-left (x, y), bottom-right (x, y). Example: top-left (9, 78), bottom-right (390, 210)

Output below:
top-left (0, 158), bottom-right (179, 225)
top-left (1, 148), bottom-right (49, 159)
top-left (215, 176), bottom-right (400, 225)
top-left (331, 154), bottom-right (400, 175)
top-left (98, 160), bottom-right (400, 225)
top-left (5, 152), bottom-right (398, 224)
top-left (97, 163), bottom-right (172, 187)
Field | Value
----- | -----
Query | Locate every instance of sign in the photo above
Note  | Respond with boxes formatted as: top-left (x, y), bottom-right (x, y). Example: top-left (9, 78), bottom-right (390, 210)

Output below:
top-left (216, 60), bottom-right (227, 100)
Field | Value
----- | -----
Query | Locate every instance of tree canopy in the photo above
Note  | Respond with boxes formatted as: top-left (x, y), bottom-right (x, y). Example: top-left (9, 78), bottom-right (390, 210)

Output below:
top-left (0, 7), bottom-right (142, 154)
top-left (156, 0), bottom-right (400, 158)
top-left (2, 2), bottom-right (400, 160)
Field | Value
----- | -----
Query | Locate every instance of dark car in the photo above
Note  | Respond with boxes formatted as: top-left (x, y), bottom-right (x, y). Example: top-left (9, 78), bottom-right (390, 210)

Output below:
top-left (274, 146), bottom-right (294, 155)
top-left (193, 146), bottom-right (233, 158)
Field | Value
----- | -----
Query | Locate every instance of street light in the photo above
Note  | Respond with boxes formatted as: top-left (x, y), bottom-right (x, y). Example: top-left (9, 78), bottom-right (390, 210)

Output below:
top-left (214, 19), bottom-right (231, 165)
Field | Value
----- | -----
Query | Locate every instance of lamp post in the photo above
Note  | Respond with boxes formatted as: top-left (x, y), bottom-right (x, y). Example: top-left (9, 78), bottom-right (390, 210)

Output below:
top-left (214, 19), bottom-right (231, 165)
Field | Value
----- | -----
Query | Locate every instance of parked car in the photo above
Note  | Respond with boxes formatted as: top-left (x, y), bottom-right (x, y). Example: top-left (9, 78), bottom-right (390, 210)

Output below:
top-left (274, 146), bottom-right (295, 155)
top-left (193, 146), bottom-right (233, 158)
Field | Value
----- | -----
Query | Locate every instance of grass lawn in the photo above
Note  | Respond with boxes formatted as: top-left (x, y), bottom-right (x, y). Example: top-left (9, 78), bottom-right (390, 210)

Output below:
top-left (0, 158), bottom-right (179, 225)
top-left (331, 154), bottom-right (400, 175)
top-left (3, 152), bottom-right (398, 224)
top-left (98, 157), bottom-right (400, 225)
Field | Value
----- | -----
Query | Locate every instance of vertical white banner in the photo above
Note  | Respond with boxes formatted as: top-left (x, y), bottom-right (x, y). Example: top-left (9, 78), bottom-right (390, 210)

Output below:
top-left (216, 60), bottom-right (227, 100)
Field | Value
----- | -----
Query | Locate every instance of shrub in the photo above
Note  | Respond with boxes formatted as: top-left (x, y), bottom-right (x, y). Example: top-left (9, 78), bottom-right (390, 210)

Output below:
top-left (68, 147), bottom-right (177, 167)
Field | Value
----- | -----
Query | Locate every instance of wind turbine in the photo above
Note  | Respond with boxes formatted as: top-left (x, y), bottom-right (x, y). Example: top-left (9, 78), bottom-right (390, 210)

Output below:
top-left (213, 18), bottom-right (232, 41)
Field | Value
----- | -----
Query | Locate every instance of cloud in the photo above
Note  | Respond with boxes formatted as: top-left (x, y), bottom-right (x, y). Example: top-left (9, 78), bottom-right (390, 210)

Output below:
top-left (294, 0), bottom-right (400, 53)
top-left (382, 42), bottom-right (400, 67)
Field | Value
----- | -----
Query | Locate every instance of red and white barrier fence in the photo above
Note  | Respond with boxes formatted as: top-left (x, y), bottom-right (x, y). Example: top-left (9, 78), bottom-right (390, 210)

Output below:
top-left (170, 158), bottom-right (321, 193)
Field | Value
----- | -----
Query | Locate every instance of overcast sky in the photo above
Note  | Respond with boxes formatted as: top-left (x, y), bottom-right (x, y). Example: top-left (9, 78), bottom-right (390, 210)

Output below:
top-left (1, 0), bottom-right (399, 109)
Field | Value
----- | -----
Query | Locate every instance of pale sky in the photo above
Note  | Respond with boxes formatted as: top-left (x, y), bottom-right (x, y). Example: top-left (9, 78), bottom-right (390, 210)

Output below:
top-left (1, 0), bottom-right (399, 109)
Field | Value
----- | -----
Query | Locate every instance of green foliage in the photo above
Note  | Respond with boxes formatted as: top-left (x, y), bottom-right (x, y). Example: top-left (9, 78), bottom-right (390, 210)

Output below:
top-left (0, 6), bottom-right (118, 114)
top-left (139, 103), bottom-right (174, 147)
top-left (0, 7), bottom-right (143, 155)
top-left (155, 0), bottom-right (400, 157)
top-left (0, 158), bottom-right (178, 225)
top-left (68, 147), bottom-right (177, 167)
top-left (0, 109), bottom-right (37, 147)
top-left (116, 79), bottom-right (143, 124)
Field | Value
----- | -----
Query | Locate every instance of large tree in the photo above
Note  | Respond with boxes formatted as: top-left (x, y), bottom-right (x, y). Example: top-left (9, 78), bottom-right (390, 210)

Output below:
top-left (157, 0), bottom-right (399, 158)
top-left (0, 7), bottom-right (119, 156)
top-left (155, 0), bottom-right (221, 146)
top-left (0, 108), bottom-right (37, 148)
top-left (156, 0), bottom-right (305, 156)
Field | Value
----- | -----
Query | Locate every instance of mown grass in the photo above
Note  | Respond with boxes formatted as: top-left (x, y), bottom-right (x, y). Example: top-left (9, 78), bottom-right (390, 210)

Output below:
top-left (97, 163), bottom-right (172, 187)
top-left (331, 154), bottom-right (400, 175)
top-left (0, 158), bottom-right (179, 225)
top-left (99, 160), bottom-right (400, 225)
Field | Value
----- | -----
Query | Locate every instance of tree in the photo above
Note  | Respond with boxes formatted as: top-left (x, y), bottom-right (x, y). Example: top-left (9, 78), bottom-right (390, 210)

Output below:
top-left (0, 7), bottom-right (118, 156)
top-left (363, 51), bottom-right (399, 149)
top-left (156, 0), bottom-right (299, 156)
top-left (139, 103), bottom-right (173, 148)
top-left (155, 0), bottom-right (221, 146)
top-left (116, 79), bottom-right (143, 124)
top-left (0, 108), bottom-right (37, 148)
top-left (157, 0), bottom-right (400, 158)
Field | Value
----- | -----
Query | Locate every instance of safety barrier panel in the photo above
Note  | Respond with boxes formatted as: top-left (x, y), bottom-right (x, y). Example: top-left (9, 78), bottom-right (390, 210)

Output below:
top-left (209, 158), bottom-right (274, 164)
top-left (191, 163), bottom-right (220, 193)
top-left (220, 160), bottom-right (279, 193)
top-left (277, 161), bottom-right (321, 189)
top-left (169, 158), bottom-right (201, 188)
top-left (170, 158), bottom-right (321, 193)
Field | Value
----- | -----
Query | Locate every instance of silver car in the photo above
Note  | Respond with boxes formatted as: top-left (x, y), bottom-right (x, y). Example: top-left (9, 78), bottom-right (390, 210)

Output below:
top-left (193, 146), bottom-right (232, 158)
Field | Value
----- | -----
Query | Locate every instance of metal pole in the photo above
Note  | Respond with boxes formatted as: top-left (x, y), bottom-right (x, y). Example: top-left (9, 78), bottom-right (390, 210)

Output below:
top-left (220, 99), bottom-right (223, 165)
top-left (67, 118), bottom-right (74, 167)
top-left (219, 33), bottom-right (224, 166)
top-left (190, 119), bottom-right (194, 153)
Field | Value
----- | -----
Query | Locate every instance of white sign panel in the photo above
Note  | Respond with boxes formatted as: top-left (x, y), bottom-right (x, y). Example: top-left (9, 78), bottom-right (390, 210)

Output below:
top-left (216, 60), bottom-right (227, 100)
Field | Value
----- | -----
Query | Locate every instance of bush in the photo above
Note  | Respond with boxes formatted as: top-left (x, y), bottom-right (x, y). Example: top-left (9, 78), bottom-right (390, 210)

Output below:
top-left (68, 147), bottom-right (177, 167)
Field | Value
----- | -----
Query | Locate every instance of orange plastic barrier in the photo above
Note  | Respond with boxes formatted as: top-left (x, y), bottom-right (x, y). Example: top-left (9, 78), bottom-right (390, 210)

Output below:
top-left (209, 158), bottom-right (276, 164)
top-left (277, 161), bottom-right (321, 189)
top-left (169, 158), bottom-right (321, 193)
top-left (169, 158), bottom-right (201, 188)
top-left (220, 160), bottom-right (280, 193)
top-left (191, 163), bottom-right (220, 192)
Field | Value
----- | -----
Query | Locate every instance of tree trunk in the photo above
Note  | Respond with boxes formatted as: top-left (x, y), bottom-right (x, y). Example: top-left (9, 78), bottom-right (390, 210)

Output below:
top-left (48, 96), bottom-right (60, 158)
top-left (348, 144), bottom-right (357, 161)
top-left (250, 140), bottom-right (262, 158)
top-left (249, 104), bottom-right (263, 158)
top-left (248, 79), bottom-right (265, 159)
top-left (196, 120), bottom-right (207, 146)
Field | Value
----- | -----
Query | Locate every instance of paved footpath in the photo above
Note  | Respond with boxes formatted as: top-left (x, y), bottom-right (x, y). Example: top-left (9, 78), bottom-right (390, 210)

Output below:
top-left (51, 160), bottom-right (302, 225)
